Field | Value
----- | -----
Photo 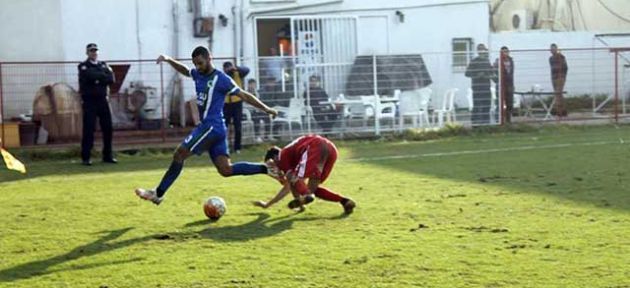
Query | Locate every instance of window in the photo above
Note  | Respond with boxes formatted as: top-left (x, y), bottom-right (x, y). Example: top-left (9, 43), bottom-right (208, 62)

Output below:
top-left (452, 38), bottom-right (474, 71)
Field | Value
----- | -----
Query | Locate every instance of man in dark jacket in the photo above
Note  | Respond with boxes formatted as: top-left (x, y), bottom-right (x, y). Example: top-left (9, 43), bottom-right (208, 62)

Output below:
top-left (549, 43), bottom-right (568, 116)
top-left (466, 43), bottom-right (497, 125)
top-left (223, 61), bottom-right (249, 153)
top-left (78, 43), bottom-right (116, 165)
top-left (306, 75), bottom-right (340, 133)
top-left (494, 46), bottom-right (515, 123)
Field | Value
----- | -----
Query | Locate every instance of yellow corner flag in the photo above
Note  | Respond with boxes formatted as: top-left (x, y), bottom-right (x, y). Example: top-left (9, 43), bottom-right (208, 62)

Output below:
top-left (1, 148), bottom-right (26, 174)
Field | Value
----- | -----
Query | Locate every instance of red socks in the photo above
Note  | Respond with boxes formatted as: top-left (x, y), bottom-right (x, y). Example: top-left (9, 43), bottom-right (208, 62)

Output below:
top-left (315, 187), bottom-right (344, 202)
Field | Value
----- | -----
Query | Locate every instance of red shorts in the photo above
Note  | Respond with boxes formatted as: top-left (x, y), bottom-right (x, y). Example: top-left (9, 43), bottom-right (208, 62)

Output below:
top-left (293, 140), bottom-right (337, 183)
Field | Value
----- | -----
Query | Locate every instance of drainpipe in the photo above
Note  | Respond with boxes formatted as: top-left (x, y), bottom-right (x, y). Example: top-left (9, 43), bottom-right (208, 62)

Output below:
top-left (232, 4), bottom-right (239, 64)
top-left (240, 0), bottom-right (245, 60)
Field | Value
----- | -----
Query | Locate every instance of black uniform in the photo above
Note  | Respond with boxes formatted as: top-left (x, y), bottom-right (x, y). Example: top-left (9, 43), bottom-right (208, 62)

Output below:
top-left (465, 55), bottom-right (497, 125)
top-left (78, 59), bottom-right (115, 162)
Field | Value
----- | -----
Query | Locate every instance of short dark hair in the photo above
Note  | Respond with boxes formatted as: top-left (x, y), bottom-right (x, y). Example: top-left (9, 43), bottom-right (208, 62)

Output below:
top-left (501, 46), bottom-right (509, 50)
top-left (550, 43), bottom-right (558, 48)
top-left (248, 79), bottom-right (257, 84)
top-left (191, 46), bottom-right (210, 58)
top-left (223, 61), bottom-right (233, 69)
top-left (264, 146), bottom-right (281, 162)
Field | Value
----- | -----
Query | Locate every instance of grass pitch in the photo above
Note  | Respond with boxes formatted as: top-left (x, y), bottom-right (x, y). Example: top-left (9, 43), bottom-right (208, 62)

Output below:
top-left (0, 125), bottom-right (629, 287)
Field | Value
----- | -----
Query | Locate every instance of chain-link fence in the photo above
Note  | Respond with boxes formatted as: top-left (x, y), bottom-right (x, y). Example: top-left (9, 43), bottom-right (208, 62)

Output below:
top-left (496, 47), bottom-right (630, 125)
top-left (1, 47), bottom-right (628, 149)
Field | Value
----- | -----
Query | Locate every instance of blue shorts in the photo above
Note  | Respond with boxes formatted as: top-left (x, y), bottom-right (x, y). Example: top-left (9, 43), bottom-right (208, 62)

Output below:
top-left (181, 123), bottom-right (229, 160)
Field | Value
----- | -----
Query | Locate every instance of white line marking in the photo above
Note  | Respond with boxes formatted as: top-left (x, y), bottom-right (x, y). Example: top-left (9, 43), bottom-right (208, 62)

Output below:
top-left (345, 140), bottom-right (621, 162)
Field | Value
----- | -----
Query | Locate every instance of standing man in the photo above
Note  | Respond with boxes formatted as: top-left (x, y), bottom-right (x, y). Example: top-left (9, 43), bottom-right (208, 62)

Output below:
top-left (549, 43), bottom-right (568, 117)
top-left (223, 61), bottom-right (249, 154)
top-left (494, 46), bottom-right (515, 123)
top-left (135, 46), bottom-right (277, 205)
top-left (78, 43), bottom-right (116, 166)
top-left (465, 44), bottom-right (496, 125)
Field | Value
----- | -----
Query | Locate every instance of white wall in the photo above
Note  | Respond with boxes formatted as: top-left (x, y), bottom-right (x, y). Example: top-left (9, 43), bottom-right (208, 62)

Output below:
top-left (241, 0), bottom-right (491, 108)
top-left (0, 0), bottom-right (65, 61)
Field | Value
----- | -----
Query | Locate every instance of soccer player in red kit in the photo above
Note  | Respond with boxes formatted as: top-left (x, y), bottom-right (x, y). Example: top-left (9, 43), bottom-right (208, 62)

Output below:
top-left (253, 135), bottom-right (356, 214)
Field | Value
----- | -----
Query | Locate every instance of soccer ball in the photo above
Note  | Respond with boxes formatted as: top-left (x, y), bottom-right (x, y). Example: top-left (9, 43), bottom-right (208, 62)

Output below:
top-left (203, 196), bottom-right (226, 220)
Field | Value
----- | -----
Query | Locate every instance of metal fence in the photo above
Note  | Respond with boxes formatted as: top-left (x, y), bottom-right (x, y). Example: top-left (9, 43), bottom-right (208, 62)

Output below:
top-left (1, 47), bottom-right (628, 150)
top-left (499, 47), bottom-right (630, 125)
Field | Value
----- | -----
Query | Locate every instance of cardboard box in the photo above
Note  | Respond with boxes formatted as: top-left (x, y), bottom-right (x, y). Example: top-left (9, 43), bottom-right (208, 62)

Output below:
top-left (1, 122), bottom-right (20, 148)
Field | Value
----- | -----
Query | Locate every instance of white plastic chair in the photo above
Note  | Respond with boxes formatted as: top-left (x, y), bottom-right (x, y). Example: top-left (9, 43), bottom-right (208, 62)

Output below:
top-left (466, 88), bottom-right (473, 112)
top-left (361, 95), bottom-right (396, 130)
top-left (271, 98), bottom-right (304, 137)
top-left (241, 107), bottom-right (256, 141)
top-left (398, 88), bottom-right (432, 130)
top-left (432, 88), bottom-right (458, 127)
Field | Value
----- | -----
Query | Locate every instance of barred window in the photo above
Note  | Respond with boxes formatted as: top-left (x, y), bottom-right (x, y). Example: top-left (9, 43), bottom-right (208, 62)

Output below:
top-left (452, 38), bottom-right (474, 71)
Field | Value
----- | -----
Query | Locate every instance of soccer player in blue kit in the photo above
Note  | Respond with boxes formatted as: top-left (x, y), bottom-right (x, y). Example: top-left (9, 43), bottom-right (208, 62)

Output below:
top-left (135, 46), bottom-right (278, 205)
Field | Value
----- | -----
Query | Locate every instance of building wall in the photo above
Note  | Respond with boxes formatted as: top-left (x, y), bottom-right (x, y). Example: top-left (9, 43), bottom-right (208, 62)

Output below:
top-left (242, 0), bottom-right (491, 107)
top-left (491, 0), bottom-right (630, 32)
top-left (0, 0), bottom-right (65, 61)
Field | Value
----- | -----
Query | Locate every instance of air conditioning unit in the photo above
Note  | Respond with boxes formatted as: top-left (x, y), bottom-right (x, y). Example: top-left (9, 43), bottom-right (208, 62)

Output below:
top-left (511, 9), bottom-right (534, 32)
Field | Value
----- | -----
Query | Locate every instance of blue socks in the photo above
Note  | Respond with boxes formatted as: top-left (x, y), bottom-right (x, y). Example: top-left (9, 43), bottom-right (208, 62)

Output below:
top-left (155, 161), bottom-right (265, 197)
top-left (231, 162), bottom-right (268, 176)
top-left (156, 161), bottom-right (184, 197)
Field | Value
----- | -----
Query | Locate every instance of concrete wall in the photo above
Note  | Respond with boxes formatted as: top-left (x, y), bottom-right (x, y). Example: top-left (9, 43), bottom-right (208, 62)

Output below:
top-left (491, 0), bottom-right (630, 32)
top-left (0, 0), bottom-right (65, 61)
top-left (243, 0), bottom-right (491, 108)
top-left (1, 0), bottom-right (493, 116)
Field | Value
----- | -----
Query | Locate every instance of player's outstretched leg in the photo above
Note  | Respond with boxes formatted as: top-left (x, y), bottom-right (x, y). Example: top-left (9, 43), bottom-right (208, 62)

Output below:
top-left (315, 187), bottom-right (356, 214)
top-left (213, 155), bottom-right (268, 177)
top-left (135, 146), bottom-right (190, 205)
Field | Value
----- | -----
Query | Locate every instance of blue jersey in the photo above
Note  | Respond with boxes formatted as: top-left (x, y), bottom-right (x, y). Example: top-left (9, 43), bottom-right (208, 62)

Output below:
top-left (191, 68), bottom-right (240, 129)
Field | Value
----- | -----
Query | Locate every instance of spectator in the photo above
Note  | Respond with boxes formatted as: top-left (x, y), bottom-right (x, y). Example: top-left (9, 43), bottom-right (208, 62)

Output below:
top-left (465, 43), bottom-right (496, 125)
top-left (223, 61), bottom-right (250, 154)
top-left (259, 47), bottom-right (286, 83)
top-left (494, 46), bottom-right (515, 123)
top-left (306, 75), bottom-right (340, 133)
top-left (549, 43), bottom-right (568, 117)
top-left (246, 79), bottom-right (272, 143)
top-left (78, 43), bottom-right (116, 166)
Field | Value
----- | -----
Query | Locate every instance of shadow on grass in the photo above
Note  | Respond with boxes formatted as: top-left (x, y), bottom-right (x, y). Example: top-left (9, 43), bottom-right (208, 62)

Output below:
top-left (0, 146), bottom-right (271, 184)
top-left (0, 228), bottom-right (144, 283)
top-left (0, 213), bottom-right (347, 283)
top-left (190, 212), bottom-right (348, 242)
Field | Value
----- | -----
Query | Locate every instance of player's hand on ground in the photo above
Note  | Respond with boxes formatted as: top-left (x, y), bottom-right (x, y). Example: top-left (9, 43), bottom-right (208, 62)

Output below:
top-left (252, 200), bottom-right (268, 209)
top-left (156, 54), bottom-right (170, 64)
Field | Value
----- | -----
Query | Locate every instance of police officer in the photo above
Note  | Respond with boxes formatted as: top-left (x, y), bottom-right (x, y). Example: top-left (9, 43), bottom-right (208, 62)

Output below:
top-left (78, 43), bottom-right (117, 165)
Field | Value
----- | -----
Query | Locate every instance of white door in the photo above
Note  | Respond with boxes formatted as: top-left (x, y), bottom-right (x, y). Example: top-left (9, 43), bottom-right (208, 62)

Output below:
top-left (290, 16), bottom-right (358, 99)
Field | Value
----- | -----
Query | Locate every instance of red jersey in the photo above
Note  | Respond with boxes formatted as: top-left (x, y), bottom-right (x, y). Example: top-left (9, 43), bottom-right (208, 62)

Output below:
top-left (276, 135), bottom-right (338, 182)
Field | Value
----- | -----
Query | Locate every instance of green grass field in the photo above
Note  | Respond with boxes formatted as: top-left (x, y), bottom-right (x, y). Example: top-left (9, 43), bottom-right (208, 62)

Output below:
top-left (1, 125), bottom-right (629, 288)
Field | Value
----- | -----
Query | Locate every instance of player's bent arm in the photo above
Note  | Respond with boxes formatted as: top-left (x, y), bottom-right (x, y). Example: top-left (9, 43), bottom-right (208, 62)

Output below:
top-left (238, 90), bottom-right (277, 117)
top-left (157, 54), bottom-right (191, 77)
top-left (254, 184), bottom-right (291, 209)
